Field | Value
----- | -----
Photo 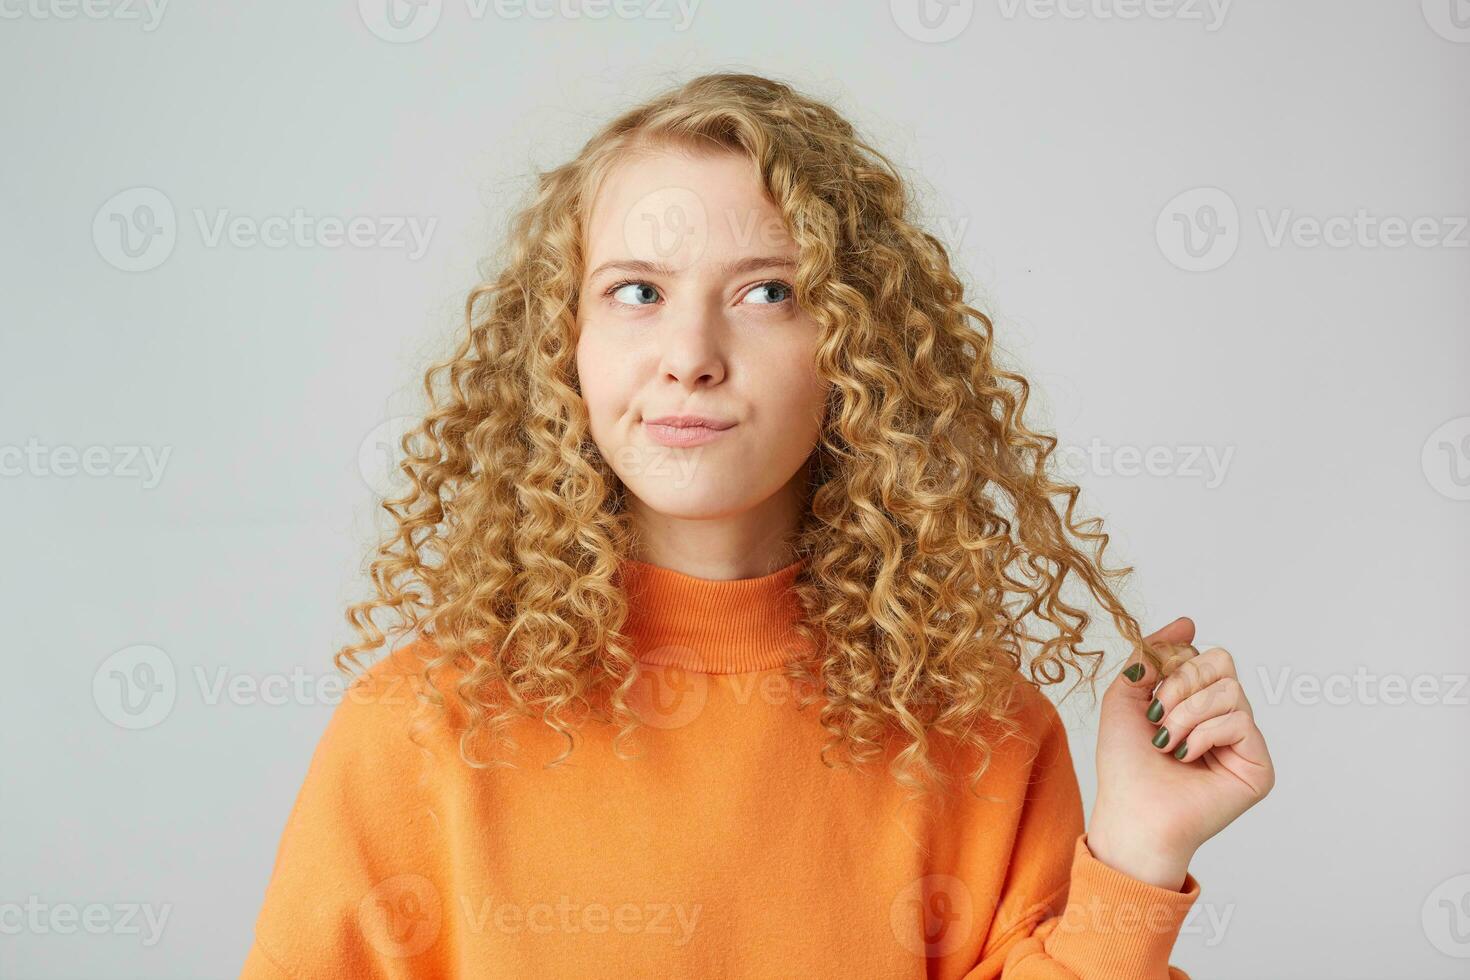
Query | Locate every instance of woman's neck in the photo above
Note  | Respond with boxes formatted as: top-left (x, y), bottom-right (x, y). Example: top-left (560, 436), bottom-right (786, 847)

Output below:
top-left (625, 466), bottom-right (808, 580)
top-left (617, 553), bottom-right (811, 673)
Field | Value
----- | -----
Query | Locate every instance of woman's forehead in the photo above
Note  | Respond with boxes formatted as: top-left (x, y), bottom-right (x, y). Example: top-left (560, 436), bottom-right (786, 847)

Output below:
top-left (583, 151), bottom-right (790, 274)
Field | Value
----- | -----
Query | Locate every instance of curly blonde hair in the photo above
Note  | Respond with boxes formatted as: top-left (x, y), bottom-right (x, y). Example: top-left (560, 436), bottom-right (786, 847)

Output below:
top-left (336, 70), bottom-right (1169, 800)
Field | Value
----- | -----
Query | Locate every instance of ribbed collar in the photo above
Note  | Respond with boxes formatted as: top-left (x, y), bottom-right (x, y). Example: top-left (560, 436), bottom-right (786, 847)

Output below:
top-left (618, 556), bottom-right (813, 674)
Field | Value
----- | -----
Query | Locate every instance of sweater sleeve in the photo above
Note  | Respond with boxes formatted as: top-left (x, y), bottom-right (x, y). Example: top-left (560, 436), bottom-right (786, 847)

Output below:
top-left (239, 651), bottom-right (448, 980)
top-left (965, 688), bottom-right (1202, 980)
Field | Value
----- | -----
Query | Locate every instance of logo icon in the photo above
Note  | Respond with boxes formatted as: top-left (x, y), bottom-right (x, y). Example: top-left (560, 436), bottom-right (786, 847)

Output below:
top-left (890, 0), bottom-right (975, 42)
top-left (358, 415), bottom-right (424, 501)
top-left (1156, 187), bottom-right (1240, 272)
top-left (890, 873), bottom-right (975, 957)
top-left (94, 644), bottom-right (177, 730)
top-left (1422, 0), bottom-right (1470, 42)
top-left (1422, 416), bottom-right (1470, 501)
top-left (359, 873), bottom-right (442, 957)
top-left (93, 187), bottom-right (176, 272)
top-left (621, 185), bottom-right (710, 273)
top-left (1423, 872), bottom-right (1470, 957)
top-left (626, 659), bottom-right (709, 730)
top-left (359, 0), bottom-right (442, 43)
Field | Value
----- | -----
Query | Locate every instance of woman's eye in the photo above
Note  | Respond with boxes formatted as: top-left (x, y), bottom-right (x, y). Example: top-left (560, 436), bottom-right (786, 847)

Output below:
top-left (605, 279), bottom-right (792, 308)
top-left (742, 281), bottom-right (792, 305)
top-left (609, 281), bottom-right (661, 306)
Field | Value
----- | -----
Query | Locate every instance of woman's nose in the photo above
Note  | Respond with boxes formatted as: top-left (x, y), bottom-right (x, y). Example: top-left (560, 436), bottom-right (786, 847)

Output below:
top-left (657, 308), bottom-right (727, 388)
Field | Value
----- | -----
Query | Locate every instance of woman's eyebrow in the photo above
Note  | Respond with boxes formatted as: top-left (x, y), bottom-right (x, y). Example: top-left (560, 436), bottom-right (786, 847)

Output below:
top-left (586, 255), bottom-right (797, 281)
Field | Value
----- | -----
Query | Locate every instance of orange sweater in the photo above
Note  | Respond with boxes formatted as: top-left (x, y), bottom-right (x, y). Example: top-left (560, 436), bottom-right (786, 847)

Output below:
top-left (242, 558), bottom-right (1201, 979)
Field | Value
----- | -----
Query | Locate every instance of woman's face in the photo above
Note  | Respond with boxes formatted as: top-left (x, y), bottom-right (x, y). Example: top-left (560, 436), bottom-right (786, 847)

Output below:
top-left (575, 147), bottom-right (828, 526)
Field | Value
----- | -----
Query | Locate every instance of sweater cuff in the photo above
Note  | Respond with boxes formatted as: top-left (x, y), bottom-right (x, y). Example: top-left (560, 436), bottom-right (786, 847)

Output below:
top-left (1041, 831), bottom-right (1200, 978)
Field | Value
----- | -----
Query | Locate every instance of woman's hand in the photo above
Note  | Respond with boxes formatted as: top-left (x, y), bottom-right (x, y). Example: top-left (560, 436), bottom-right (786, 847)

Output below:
top-left (1085, 617), bottom-right (1276, 890)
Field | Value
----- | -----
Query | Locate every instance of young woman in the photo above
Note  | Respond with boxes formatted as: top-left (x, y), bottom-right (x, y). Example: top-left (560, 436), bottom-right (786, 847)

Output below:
top-left (241, 72), bottom-right (1274, 979)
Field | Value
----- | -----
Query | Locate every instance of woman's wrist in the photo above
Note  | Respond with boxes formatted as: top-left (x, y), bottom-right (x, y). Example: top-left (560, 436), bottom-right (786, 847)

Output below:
top-left (1085, 809), bottom-right (1194, 891)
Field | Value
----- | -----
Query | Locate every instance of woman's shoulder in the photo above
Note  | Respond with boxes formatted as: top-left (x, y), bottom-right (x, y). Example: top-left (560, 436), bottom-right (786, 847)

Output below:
top-left (318, 636), bottom-right (469, 766)
top-left (958, 668), bottom-right (1071, 747)
top-left (341, 635), bottom-right (446, 701)
top-left (1000, 671), bottom-right (1072, 738)
top-left (935, 670), bottom-right (1079, 788)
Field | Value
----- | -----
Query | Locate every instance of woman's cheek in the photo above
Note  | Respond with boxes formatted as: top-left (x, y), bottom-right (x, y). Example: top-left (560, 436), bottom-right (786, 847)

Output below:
top-left (575, 336), bottom-right (616, 443)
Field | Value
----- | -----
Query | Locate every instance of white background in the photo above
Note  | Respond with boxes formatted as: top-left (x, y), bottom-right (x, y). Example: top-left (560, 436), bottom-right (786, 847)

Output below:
top-left (2, 1), bottom-right (1466, 977)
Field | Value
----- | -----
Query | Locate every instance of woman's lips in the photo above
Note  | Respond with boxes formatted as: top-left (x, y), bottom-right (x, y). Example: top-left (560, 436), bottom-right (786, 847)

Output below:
top-left (643, 417), bottom-right (736, 448)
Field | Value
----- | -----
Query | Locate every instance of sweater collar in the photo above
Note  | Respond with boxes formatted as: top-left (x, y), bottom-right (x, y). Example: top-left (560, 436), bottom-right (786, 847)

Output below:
top-left (618, 556), bottom-right (813, 674)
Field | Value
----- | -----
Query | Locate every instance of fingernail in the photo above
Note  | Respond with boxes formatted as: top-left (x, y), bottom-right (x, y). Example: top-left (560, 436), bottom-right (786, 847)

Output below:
top-left (1123, 663), bottom-right (1145, 683)
top-left (1146, 698), bottom-right (1164, 723)
top-left (1172, 740), bottom-right (1189, 760)
top-left (1151, 725), bottom-right (1170, 749)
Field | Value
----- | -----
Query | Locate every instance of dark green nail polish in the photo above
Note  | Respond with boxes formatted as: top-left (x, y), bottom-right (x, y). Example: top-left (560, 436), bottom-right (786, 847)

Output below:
top-left (1173, 740), bottom-right (1188, 760)
top-left (1151, 725), bottom-right (1170, 749)
top-left (1123, 663), bottom-right (1145, 683)
top-left (1146, 698), bottom-right (1164, 723)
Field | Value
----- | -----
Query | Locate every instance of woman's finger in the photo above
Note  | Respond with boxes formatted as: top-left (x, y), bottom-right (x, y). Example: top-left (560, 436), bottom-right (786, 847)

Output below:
top-left (1149, 675), bottom-right (1251, 757)
top-left (1115, 616), bottom-right (1196, 692)
top-left (1119, 641), bottom-right (1198, 698)
top-left (1168, 708), bottom-right (1269, 776)
top-left (1148, 645), bottom-right (1237, 723)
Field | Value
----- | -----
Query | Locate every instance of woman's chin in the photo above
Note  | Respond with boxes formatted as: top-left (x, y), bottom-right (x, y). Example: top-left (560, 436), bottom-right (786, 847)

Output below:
top-left (625, 482), bottom-right (756, 521)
